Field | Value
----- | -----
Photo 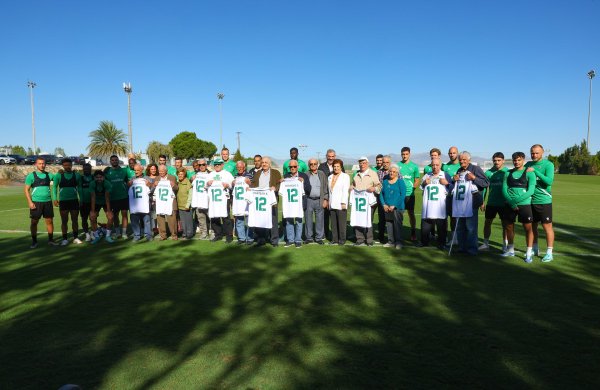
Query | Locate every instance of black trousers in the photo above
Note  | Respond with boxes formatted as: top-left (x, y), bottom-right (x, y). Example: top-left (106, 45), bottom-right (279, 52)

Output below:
top-left (212, 212), bottom-right (233, 239)
top-left (421, 218), bottom-right (447, 247)
top-left (330, 209), bottom-right (347, 244)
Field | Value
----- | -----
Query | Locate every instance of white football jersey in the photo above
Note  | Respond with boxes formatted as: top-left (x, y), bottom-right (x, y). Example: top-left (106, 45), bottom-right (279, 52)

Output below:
top-left (232, 176), bottom-right (250, 216)
top-left (349, 189), bottom-right (377, 227)
top-left (208, 182), bottom-right (229, 218)
top-left (279, 178), bottom-right (305, 219)
top-left (128, 178), bottom-right (150, 214)
top-left (452, 172), bottom-right (478, 218)
top-left (421, 182), bottom-right (448, 219)
top-left (191, 172), bottom-right (210, 209)
top-left (208, 170), bottom-right (234, 187)
top-left (245, 188), bottom-right (277, 228)
top-left (155, 179), bottom-right (175, 215)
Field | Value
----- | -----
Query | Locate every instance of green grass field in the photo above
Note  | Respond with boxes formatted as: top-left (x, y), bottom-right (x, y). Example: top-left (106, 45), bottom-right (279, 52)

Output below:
top-left (1, 175), bottom-right (599, 389)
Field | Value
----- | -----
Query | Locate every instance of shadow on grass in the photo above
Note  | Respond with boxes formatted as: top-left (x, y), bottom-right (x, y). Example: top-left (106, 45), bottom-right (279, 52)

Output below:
top-left (0, 237), bottom-right (599, 389)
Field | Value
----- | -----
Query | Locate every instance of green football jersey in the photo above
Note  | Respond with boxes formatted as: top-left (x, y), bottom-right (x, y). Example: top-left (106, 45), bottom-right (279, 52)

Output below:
top-left (397, 161), bottom-right (420, 196)
top-left (282, 159), bottom-right (308, 175)
top-left (223, 160), bottom-right (237, 176)
top-left (79, 174), bottom-right (94, 203)
top-left (524, 159), bottom-right (554, 204)
top-left (25, 171), bottom-right (54, 202)
top-left (502, 169), bottom-right (536, 208)
top-left (105, 167), bottom-right (131, 200)
top-left (483, 167), bottom-right (508, 207)
top-left (443, 161), bottom-right (461, 177)
top-left (89, 180), bottom-right (113, 206)
top-left (52, 171), bottom-right (81, 201)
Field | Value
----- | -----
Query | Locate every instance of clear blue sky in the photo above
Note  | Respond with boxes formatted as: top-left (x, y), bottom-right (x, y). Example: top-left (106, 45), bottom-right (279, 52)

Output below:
top-left (1, 0), bottom-right (599, 160)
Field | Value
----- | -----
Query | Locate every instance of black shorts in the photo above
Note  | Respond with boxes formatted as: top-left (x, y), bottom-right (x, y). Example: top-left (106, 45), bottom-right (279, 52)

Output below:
top-left (404, 194), bottom-right (415, 211)
top-left (503, 205), bottom-right (533, 224)
top-left (532, 203), bottom-right (552, 223)
top-left (59, 199), bottom-right (80, 211)
top-left (93, 204), bottom-right (109, 214)
top-left (485, 204), bottom-right (504, 220)
top-left (111, 198), bottom-right (129, 213)
top-left (30, 201), bottom-right (54, 219)
top-left (80, 202), bottom-right (91, 219)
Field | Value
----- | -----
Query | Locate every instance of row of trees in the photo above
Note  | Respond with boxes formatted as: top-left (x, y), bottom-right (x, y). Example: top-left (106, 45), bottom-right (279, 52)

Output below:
top-left (549, 140), bottom-right (600, 175)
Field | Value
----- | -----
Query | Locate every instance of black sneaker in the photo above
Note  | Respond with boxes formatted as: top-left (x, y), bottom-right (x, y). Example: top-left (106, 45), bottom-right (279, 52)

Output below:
top-left (284, 242), bottom-right (294, 248)
top-left (295, 242), bottom-right (302, 248)
top-left (304, 239), bottom-right (314, 245)
top-left (316, 240), bottom-right (324, 245)
top-left (210, 237), bottom-right (222, 242)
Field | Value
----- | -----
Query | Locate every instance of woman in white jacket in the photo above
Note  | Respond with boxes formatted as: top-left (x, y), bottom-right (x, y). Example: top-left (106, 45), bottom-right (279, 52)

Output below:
top-left (327, 159), bottom-right (350, 245)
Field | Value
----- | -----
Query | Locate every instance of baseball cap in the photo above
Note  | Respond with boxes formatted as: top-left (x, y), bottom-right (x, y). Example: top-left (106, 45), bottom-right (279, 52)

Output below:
top-left (358, 156), bottom-right (369, 162)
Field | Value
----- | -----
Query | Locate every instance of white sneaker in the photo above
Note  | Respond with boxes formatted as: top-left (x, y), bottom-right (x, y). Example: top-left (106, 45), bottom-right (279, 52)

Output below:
top-left (85, 233), bottom-right (92, 242)
top-left (478, 243), bottom-right (490, 251)
top-left (501, 251), bottom-right (515, 257)
top-left (48, 240), bottom-right (59, 246)
top-left (73, 238), bottom-right (83, 244)
top-left (60, 239), bottom-right (69, 246)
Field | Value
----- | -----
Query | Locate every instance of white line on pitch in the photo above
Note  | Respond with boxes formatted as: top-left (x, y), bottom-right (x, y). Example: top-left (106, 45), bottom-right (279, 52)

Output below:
top-left (0, 208), bottom-right (28, 213)
top-left (554, 227), bottom-right (600, 248)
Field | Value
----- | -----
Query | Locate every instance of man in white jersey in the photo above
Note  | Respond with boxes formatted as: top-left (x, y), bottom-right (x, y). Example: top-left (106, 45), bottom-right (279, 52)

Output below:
top-left (233, 160), bottom-right (254, 245)
top-left (154, 165), bottom-right (178, 240)
top-left (250, 157), bottom-right (282, 247)
top-left (245, 187), bottom-right (278, 232)
top-left (127, 164), bottom-right (153, 242)
top-left (451, 151), bottom-right (489, 255)
top-left (281, 161), bottom-right (310, 248)
top-left (191, 158), bottom-right (211, 239)
top-left (207, 158), bottom-right (234, 243)
top-left (349, 189), bottom-right (378, 246)
top-left (419, 158), bottom-right (452, 249)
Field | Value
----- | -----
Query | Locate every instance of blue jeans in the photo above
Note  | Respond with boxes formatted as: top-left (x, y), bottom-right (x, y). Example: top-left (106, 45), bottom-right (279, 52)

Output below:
top-left (131, 213), bottom-right (152, 240)
top-left (285, 218), bottom-right (303, 244)
top-left (235, 216), bottom-right (253, 242)
top-left (456, 212), bottom-right (479, 255)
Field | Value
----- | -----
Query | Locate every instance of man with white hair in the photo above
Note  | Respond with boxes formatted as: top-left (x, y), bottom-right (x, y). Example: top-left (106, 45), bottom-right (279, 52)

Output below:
top-left (451, 151), bottom-right (489, 255)
top-left (305, 158), bottom-right (329, 245)
top-left (250, 156), bottom-right (282, 247)
top-left (351, 156), bottom-right (381, 246)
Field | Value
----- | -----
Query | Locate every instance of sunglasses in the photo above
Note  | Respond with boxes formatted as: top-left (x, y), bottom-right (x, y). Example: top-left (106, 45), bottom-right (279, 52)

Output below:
top-left (290, 166), bottom-right (298, 168)
top-left (199, 163), bottom-right (207, 166)
top-left (309, 163), bottom-right (318, 165)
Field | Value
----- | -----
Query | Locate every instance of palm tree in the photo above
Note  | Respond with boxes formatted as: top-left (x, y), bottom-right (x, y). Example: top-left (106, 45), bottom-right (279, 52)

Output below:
top-left (88, 120), bottom-right (128, 158)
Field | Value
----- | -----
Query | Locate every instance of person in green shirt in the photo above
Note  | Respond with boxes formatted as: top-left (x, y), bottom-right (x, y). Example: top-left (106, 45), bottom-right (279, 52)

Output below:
top-left (282, 147), bottom-right (309, 175)
top-left (78, 163), bottom-right (94, 242)
top-left (105, 155), bottom-right (134, 239)
top-left (24, 157), bottom-right (57, 248)
top-left (168, 157), bottom-right (194, 179)
top-left (52, 158), bottom-right (82, 245)
top-left (524, 144), bottom-right (555, 262)
top-left (397, 147), bottom-right (421, 241)
top-left (502, 151), bottom-right (537, 262)
top-left (479, 152), bottom-right (509, 252)
top-left (125, 157), bottom-right (137, 178)
top-left (423, 147), bottom-right (442, 175)
top-left (444, 146), bottom-right (461, 177)
top-left (89, 170), bottom-right (115, 244)
top-left (221, 147), bottom-right (238, 176)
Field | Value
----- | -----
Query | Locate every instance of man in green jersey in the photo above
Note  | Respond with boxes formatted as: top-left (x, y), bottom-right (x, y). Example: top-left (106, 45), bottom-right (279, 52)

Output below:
top-left (125, 157), bottom-right (137, 178)
top-left (397, 147), bottom-right (421, 241)
top-left (479, 152), bottom-right (508, 251)
top-left (502, 152), bottom-right (536, 263)
top-left (221, 147), bottom-right (238, 176)
top-left (52, 158), bottom-right (82, 245)
top-left (158, 154), bottom-right (168, 168)
top-left (168, 157), bottom-right (194, 179)
top-left (444, 146), bottom-right (461, 176)
top-left (282, 147), bottom-right (309, 176)
top-left (105, 155), bottom-right (134, 239)
top-left (89, 170), bottom-right (115, 244)
top-left (423, 148), bottom-right (442, 175)
top-left (525, 144), bottom-right (555, 262)
top-left (78, 163), bottom-right (94, 241)
top-left (24, 157), bottom-right (58, 248)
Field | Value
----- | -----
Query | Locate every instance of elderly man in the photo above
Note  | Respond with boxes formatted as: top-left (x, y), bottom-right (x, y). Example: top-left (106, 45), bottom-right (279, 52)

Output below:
top-left (155, 165), bottom-right (179, 240)
top-left (304, 158), bottom-right (329, 245)
top-left (191, 158), bottom-right (211, 239)
top-left (419, 158), bottom-right (452, 249)
top-left (250, 156), bottom-right (282, 247)
top-left (127, 164), bottom-right (153, 242)
top-left (451, 151), bottom-right (489, 255)
top-left (233, 160), bottom-right (254, 244)
top-left (525, 144), bottom-right (555, 262)
top-left (207, 158), bottom-right (235, 243)
top-left (283, 147), bottom-right (309, 175)
top-left (282, 159), bottom-right (311, 248)
top-left (319, 149), bottom-right (344, 241)
top-left (376, 155), bottom-right (393, 243)
top-left (352, 156), bottom-right (382, 246)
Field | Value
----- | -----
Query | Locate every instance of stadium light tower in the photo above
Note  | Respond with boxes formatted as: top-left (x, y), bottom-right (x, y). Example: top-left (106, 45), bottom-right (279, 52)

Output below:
top-left (123, 82), bottom-right (133, 154)
top-left (27, 81), bottom-right (37, 154)
top-left (217, 93), bottom-right (225, 149)
top-left (587, 70), bottom-right (595, 149)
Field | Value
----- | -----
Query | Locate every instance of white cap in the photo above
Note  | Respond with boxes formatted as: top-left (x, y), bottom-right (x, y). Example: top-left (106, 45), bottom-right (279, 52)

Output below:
top-left (358, 156), bottom-right (369, 162)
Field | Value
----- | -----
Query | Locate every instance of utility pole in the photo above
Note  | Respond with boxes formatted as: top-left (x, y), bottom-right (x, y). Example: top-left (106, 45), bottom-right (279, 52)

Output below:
top-left (316, 151), bottom-right (321, 162)
top-left (27, 81), bottom-right (37, 154)
top-left (236, 131), bottom-right (242, 152)
top-left (217, 93), bottom-right (225, 149)
top-left (123, 82), bottom-right (133, 154)
top-left (587, 70), bottom-right (595, 148)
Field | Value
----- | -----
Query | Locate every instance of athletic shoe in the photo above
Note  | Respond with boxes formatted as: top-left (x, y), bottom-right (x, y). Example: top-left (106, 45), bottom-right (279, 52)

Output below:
top-left (295, 242), bottom-right (302, 248)
top-left (236, 240), bottom-right (245, 245)
top-left (105, 236), bottom-right (115, 243)
top-left (316, 240), bottom-right (324, 245)
top-left (524, 255), bottom-right (533, 264)
top-left (542, 253), bottom-right (554, 263)
top-left (73, 238), bottom-right (83, 245)
top-left (327, 241), bottom-right (337, 246)
top-left (284, 242), bottom-right (294, 248)
top-left (132, 237), bottom-right (141, 243)
top-left (91, 235), bottom-right (102, 244)
top-left (478, 243), bottom-right (490, 251)
top-left (30, 242), bottom-right (38, 249)
top-left (48, 240), bottom-right (60, 246)
top-left (501, 251), bottom-right (515, 257)
top-left (85, 232), bottom-right (92, 242)
top-left (60, 239), bottom-right (69, 246)
top-left (395, 244), bottom-right (403, 250)
top-left (383, 243), bottom-right (394, 248)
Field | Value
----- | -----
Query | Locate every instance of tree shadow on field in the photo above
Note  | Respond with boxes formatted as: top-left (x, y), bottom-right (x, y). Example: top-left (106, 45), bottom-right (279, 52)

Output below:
top-left (0, 237), bottom-right (599, 389)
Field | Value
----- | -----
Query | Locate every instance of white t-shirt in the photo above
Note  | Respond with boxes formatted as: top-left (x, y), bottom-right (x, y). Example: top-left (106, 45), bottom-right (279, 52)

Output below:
top-left (155, 179), bottom-right (175, 215)
top-left (191, 172), bottom-right (210, 209)
top-left (349, 189), bottom-right (377, 227)
top-left (208, 170), bottom-right (234, 187)
top-left (128, 178), bottom-right (150, 214)
top-left (208, 182), bottom-right (229, 218)
top-left (232, 176), bottom-right (250, 216)
top-left (279, 178), bottom-right (305, 219)
top-left (421, 179), bottom-right (448, 219)
top-left (245, 188), bottom-right (277, 228)
top-left (452, 172), bottom-right (478, 218)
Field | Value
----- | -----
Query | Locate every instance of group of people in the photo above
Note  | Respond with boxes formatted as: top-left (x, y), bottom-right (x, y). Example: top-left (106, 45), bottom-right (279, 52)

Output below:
top-left (24, 144), bottom-right (555, 262)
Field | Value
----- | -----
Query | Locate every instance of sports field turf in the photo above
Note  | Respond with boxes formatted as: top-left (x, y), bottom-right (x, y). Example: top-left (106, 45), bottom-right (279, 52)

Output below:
top-left (1, 175), bottom-right (599, 389)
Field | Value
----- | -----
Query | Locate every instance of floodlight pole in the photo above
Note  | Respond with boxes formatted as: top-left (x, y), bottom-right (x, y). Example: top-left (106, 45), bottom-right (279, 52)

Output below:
top-left (27, 81), bottom-right (37, 154)
top-left (123, 82), bottom-right (133, 154)
top-left (217, 93), bottom-right (225, 149)
top-left (587, 70), bottom-right (595, 148)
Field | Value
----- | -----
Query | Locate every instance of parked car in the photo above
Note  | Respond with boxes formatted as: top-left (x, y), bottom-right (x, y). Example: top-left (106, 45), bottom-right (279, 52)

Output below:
top-left (0, 155), bottom-right (17, 165)
top-left (23, 155), bottom-right (37, 165)
top-left (8, 154), bottom-right (26, 164)
top-left (38, 155), bottom-right (61, 164)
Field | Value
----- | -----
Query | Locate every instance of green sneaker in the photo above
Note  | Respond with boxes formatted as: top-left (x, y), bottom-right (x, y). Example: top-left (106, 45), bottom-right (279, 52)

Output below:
top-left (542, 253), bottom-right (553, 262)
top-left (105, 236), bottom-right (116, 244)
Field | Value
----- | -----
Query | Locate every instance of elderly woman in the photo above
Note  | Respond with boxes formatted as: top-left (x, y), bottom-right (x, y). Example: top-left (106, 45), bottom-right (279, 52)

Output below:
top-left (327, 159), bottom-right (350, 245)
top-left (381, 165), bottom-right (407, 249)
